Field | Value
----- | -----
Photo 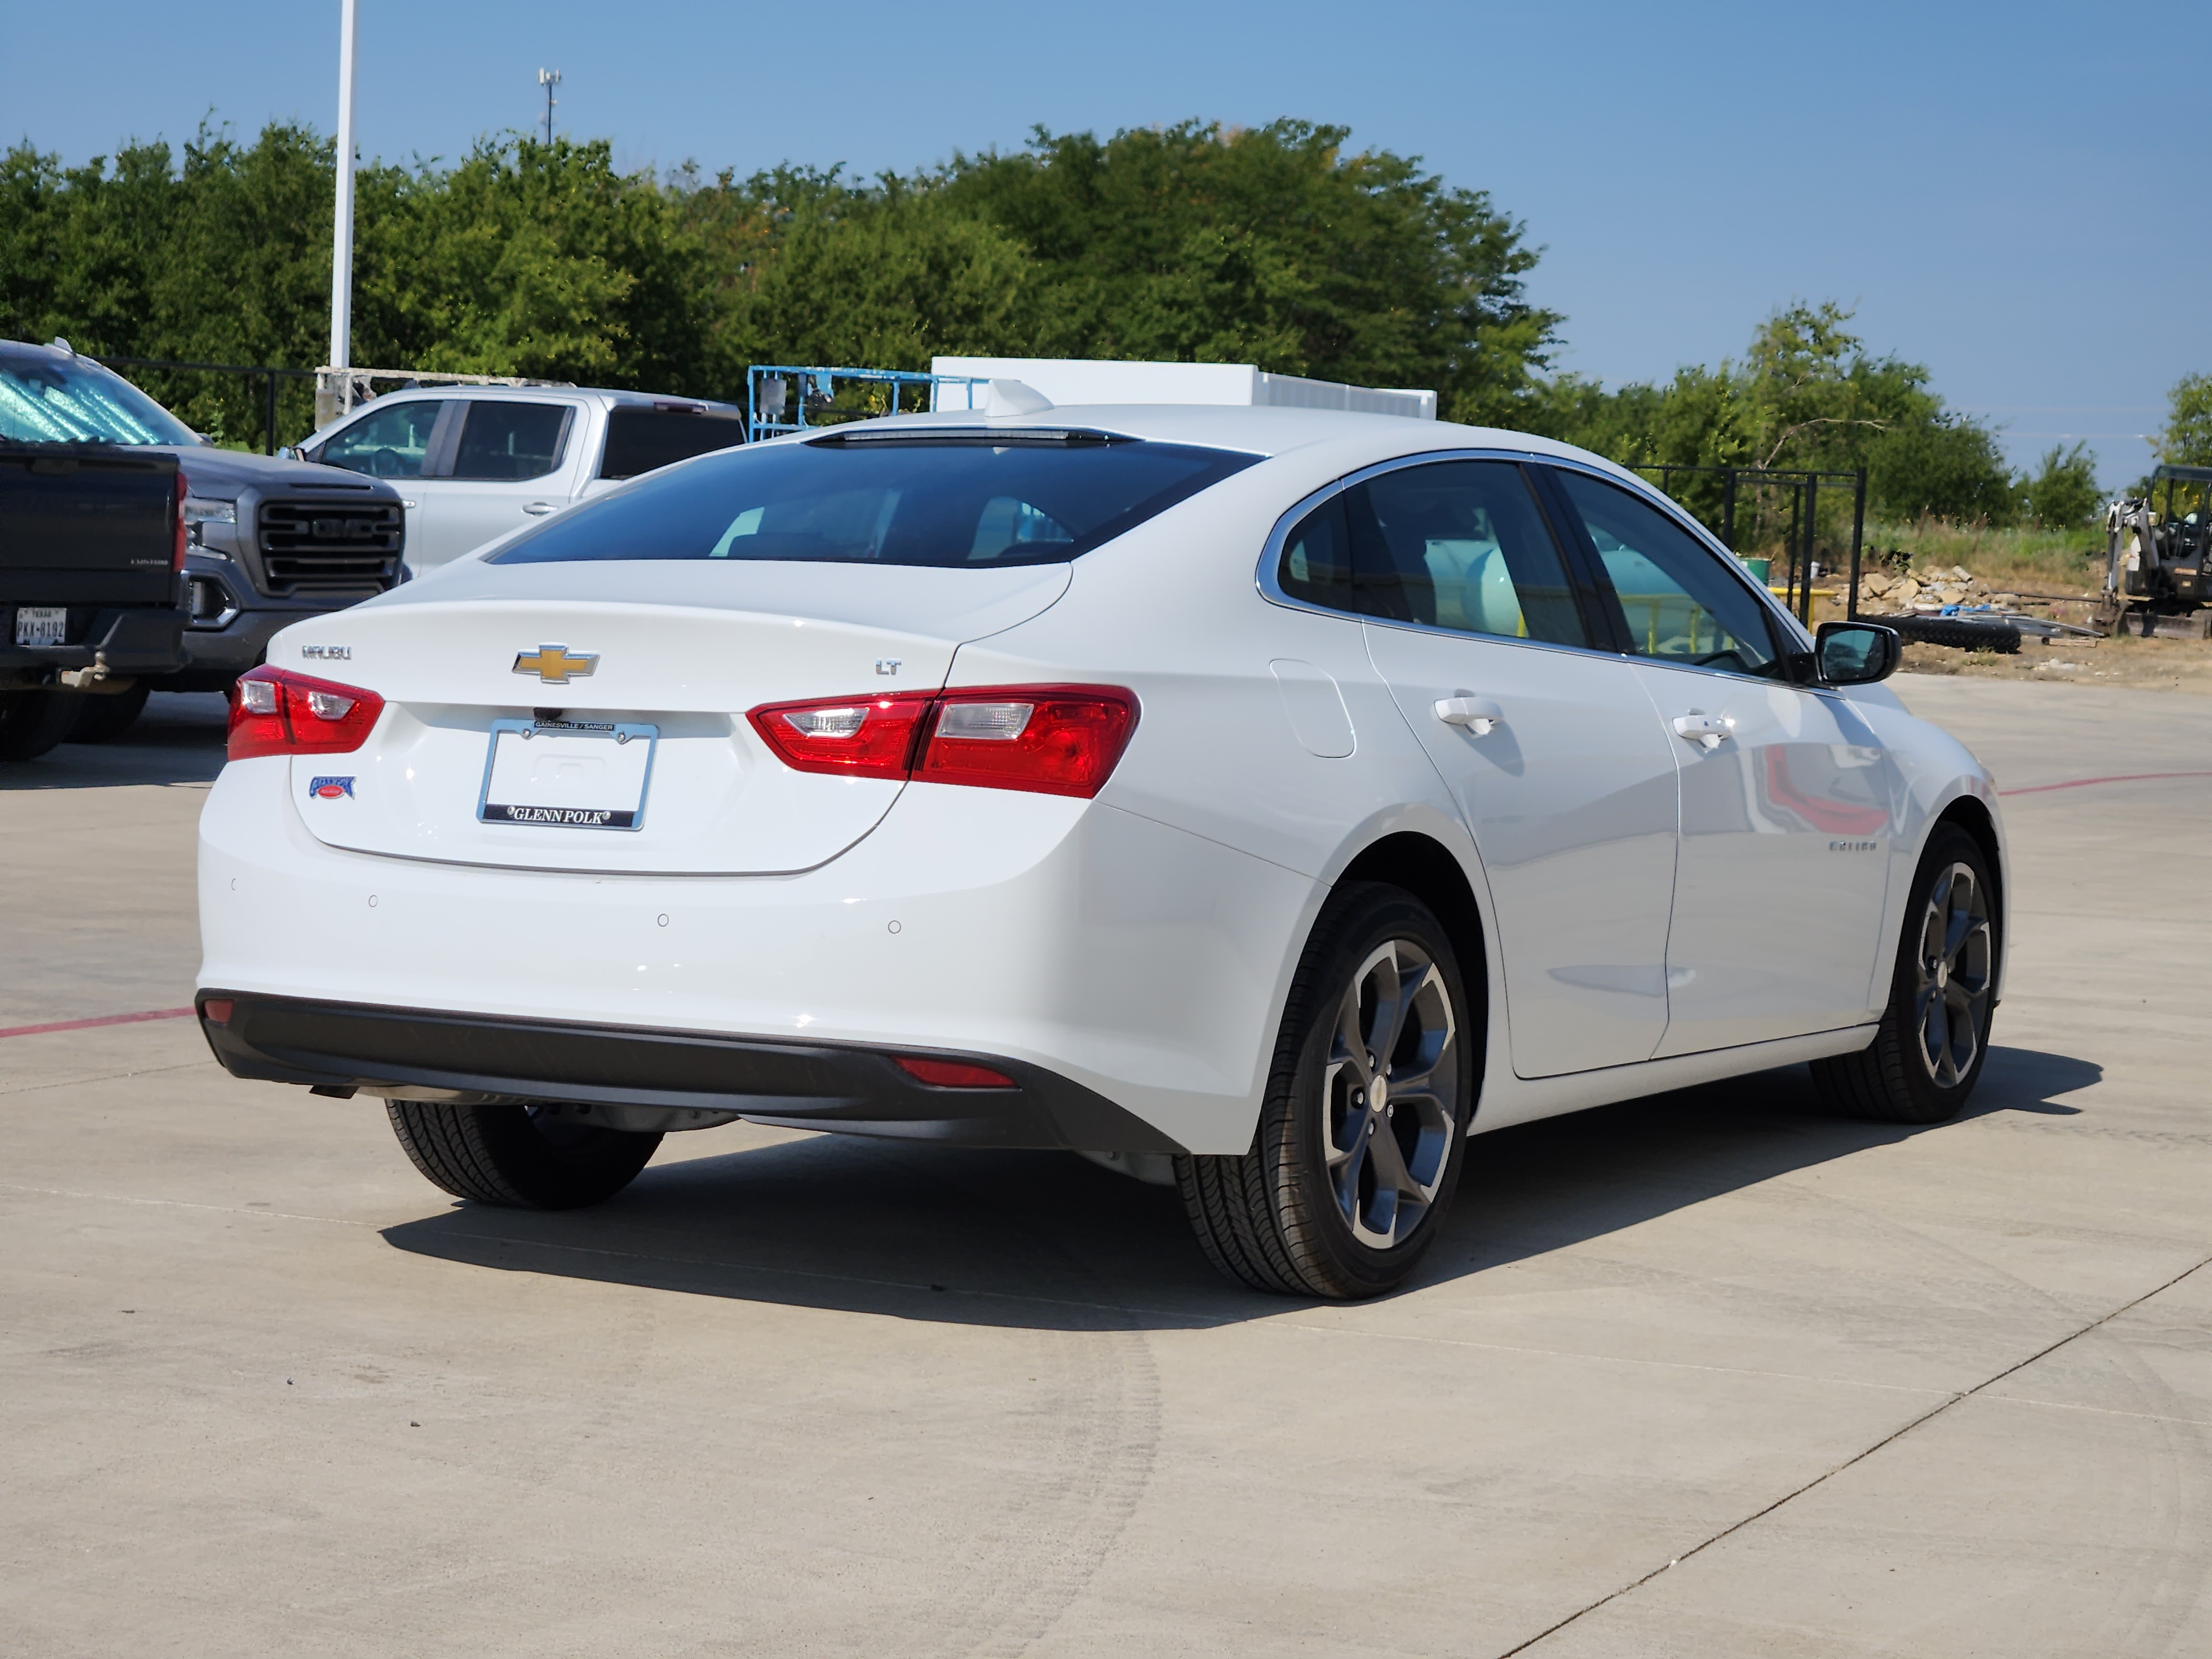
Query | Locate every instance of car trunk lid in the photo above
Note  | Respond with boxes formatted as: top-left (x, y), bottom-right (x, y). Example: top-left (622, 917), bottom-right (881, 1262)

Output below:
top-left (279, 561), bottom-right (1070, 874)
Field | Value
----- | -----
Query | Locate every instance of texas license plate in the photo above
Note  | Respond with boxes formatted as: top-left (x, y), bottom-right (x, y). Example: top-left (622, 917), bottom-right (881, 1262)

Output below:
top-left (13, 607), bottom-right (66, 648)
top-left (478, 718), bottom-right (656, 831)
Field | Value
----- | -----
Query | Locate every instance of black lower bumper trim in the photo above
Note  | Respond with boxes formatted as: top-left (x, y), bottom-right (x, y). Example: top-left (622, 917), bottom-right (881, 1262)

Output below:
top-left (196, 992), bottom-right (1183, 1155)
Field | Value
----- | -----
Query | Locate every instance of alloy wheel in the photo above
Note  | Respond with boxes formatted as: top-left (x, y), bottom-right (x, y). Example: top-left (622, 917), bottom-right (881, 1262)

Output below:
top-left (1321, 940), bottom-right (1459, 1249)
top-left (1912, 861), bottom-right (1992, 1089)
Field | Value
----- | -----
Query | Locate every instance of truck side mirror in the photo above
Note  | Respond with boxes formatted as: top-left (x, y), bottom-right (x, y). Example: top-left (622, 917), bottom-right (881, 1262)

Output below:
top-left (1815, 622), bottom-right (1900, 686)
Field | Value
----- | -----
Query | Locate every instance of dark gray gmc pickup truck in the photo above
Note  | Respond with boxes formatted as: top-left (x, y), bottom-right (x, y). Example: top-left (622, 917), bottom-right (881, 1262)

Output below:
top-left (0, 341), bottom-right (406, 752)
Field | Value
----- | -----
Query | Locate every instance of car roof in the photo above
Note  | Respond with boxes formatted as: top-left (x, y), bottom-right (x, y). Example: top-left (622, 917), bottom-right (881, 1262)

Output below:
top-left (356, 383), bottom-right (743, 415)
top-left (814, 402), bottom-right (1644, 479)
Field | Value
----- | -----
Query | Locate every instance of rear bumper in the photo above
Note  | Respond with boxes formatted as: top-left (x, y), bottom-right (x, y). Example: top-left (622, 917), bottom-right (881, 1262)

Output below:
top-left (198, 754), bottom-right (1314, 1154)
top-left (0, 605), bottom-right (186, 681)
top-left (197, 990), bottom-right (1181, 1152)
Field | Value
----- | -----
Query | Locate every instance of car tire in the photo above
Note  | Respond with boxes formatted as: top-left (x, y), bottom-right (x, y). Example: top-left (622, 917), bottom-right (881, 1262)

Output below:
top-left (68, 682), bottom-right (150, 744)
top-left (385, 1100), bottom-right (662, 1209)
top-left (0, 690), bottom-right (85, 762)
top-left (1809, 825), bottom-right (1998, 1124)
top-left (1176, 882), bottom-right (1475, 1300)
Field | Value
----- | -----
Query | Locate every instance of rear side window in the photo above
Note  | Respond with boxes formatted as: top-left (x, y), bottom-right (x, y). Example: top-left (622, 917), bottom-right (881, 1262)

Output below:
top-left (599, 408), bottom-right (748, 479)
top-left (491, 433), bottom-right (1259, 567)
top-left (451, 403), bottom-right (572, 481)
top-left (319, 400), bottom-right (447, 478)
top-left (1274, 460), bottom-right (1588, 648)
top-left (1278, 494), bottom-right (1356, 608)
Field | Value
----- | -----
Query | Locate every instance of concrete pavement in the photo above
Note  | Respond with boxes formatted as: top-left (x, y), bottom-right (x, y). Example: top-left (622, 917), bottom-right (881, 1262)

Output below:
top-left (2, 678), bottom-right (2208, 1657)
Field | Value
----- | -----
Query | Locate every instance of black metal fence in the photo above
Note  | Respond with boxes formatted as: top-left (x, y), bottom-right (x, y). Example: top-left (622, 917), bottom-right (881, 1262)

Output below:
top-left (92, 356), bottom-right (318, 456)
top-left (1632, 463), bottom-right (1869, 624)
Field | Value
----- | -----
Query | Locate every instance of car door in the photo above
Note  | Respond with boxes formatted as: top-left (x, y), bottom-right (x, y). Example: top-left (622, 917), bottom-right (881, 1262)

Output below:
top-left (1545, 466), bottom-right (1899, 1053)
top-left (1305, 457), bottom-right (1684, 1078)
top-left (310, 398), bottom-right (450, 556)
top-left (409, 399), bottom-right (584, 570)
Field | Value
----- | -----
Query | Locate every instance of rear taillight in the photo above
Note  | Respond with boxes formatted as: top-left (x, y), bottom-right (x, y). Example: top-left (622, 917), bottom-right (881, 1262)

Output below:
top-left (917, 687), bottom-right (1138, 798)
top-left (227, 665), bottom-right (384, 760)
top-left (172, 471), bottom-right (190, 574)
top-left (747, 693), bottom-right (936, 780)
top-left (746, 685), bottom-right (1138, 799)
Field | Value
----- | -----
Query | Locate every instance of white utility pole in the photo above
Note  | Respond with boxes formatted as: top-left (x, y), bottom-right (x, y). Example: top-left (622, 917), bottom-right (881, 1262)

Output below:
top-left (326, 0), bottom-right (359, 421)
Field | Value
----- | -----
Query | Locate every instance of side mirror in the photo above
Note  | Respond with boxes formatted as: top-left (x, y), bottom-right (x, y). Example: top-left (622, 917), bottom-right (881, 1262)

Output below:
top-left (1815, 621), bottom-right (1901, 686)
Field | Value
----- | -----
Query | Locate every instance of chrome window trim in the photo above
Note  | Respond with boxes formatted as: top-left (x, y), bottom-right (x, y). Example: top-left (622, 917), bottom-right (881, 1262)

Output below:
top-left (1253, 445), bottom-right (1828, 693)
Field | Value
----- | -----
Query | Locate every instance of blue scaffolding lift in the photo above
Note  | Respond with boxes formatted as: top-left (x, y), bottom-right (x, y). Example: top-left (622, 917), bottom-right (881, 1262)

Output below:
top-left (747, 364), bottom-right (990, 444)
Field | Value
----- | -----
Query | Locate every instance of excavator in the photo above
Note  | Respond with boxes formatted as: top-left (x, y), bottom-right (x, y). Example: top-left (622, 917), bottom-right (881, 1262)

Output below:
top-left (2099, 464), bottom-right (2212, 637)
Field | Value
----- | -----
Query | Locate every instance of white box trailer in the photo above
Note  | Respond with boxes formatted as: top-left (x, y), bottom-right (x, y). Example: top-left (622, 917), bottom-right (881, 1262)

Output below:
top-left (930, 356), bottom-right (1436, 420)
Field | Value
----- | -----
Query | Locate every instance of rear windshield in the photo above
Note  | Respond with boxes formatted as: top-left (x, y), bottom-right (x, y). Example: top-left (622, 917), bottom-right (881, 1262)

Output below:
top-left (491, 432), bottom-right (1259, 568)
top-left (599, 408), bottom-right (748, 479)
top-left (0, 349), bottom-right (199, 446)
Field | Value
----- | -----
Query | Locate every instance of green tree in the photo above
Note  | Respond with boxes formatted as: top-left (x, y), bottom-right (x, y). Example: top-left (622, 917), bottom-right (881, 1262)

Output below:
top-left (1527, 301), bottom-right (2017, 526)
top-left (935, 121), bottom-right (1559, 425)
top-left (2016, 441), bottom-right (2103, 526)
top-left (2158, 372), bottom-right (2212, 467)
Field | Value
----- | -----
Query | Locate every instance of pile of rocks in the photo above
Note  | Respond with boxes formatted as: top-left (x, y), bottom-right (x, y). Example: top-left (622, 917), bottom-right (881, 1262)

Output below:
top-left (1855, 564), bottom-right (2020, 615)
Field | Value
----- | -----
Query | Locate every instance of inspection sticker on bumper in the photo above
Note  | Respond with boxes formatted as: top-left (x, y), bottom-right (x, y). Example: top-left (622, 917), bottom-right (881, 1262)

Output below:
top-left (478, 718), bottom-right (656, 831)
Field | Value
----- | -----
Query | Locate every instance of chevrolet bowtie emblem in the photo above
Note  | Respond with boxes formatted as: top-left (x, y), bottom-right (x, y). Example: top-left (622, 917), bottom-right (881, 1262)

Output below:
top-left (514, 644), bottom-right (598, 684)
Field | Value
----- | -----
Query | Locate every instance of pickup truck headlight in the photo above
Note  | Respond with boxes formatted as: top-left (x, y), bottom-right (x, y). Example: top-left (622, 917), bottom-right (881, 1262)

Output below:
top-left (182, 495), bottom-right (237, 551)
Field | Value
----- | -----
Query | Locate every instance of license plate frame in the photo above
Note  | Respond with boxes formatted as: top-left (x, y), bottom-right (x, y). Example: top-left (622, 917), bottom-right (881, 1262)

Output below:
top-left (477, 717), bottom-right (658, 832)
top-left (13, 607), bottom-right (67, 648)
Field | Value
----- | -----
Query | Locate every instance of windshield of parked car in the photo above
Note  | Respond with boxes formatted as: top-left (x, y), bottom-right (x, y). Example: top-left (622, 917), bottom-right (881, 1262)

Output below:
top-left (0, 349), bottom-right (199, 446)
top-left (489, 430), bottom-right (1260, 567)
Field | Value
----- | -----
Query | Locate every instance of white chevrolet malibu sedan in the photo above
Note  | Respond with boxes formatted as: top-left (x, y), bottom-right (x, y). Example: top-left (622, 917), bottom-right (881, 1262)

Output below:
top-left (197, 404), bottom-right (2005, 1298)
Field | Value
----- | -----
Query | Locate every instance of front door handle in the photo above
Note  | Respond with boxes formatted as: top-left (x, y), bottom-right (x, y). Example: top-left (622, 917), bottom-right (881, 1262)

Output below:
top-left (1673, 712), bottom-right (1735, 750)
top-left (1433, 695), bottom-right (1504, 736)
top-left (521, 501), bottom-right (557, 516)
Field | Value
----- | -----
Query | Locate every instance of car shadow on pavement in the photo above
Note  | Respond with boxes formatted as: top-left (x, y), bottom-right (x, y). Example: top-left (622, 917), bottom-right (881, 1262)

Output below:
top-left (379, 1043), bottom-right (2101, 1331)
top-left (1, 691), bottom-right (230, 790)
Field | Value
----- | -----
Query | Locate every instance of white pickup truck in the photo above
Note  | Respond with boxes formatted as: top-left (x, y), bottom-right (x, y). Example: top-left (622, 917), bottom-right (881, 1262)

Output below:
top-left (293, 385), bottom-right (747, 572)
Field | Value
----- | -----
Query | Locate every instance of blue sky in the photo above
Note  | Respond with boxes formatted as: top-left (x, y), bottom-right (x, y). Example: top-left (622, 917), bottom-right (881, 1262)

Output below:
top-left (12, 1), bottom-right (2204, 483)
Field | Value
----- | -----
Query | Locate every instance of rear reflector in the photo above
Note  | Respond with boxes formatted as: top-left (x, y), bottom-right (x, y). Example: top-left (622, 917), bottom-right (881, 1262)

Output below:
top-left (747, 684), bottom-right (1137, 799)
top-left (227, 665), bottom-right (385, 760)
top-left (199, 998), bottom-right (234, 1026)
top-left (894, 1055), bottom-right (1018, 1089)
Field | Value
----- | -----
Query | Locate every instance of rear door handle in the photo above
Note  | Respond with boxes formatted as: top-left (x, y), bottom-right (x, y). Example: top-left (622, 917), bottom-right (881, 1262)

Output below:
top-left (521, 501), bottom-right (557, 517)
top-left (1672, 713), bottom-right (1734, 749)
top-left (1433, 696), bottom-right (1504, 735)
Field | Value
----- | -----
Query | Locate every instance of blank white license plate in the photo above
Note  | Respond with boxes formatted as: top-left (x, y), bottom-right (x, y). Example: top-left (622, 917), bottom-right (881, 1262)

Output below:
top-left (14, 607), bottom-right (66, 648)
top-left (478, 719), bottom-right (657, 831)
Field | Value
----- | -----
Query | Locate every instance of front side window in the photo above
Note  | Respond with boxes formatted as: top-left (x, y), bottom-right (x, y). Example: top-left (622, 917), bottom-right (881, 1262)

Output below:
top-left (492, 433), bottom-right (1258, 567)
top-left (452, 402), bottom-right (572, 481)
top-left (1555, 469), bottom-right (1783, 679)
top-left (320, 400), bottom-right (447, 478)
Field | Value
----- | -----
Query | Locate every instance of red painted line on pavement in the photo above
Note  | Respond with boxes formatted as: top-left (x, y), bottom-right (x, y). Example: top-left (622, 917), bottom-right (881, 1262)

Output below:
top-left (2000, 770), bottom-right (2212, 797)
top-left (0, 1007), bottom-right (196, 1041)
